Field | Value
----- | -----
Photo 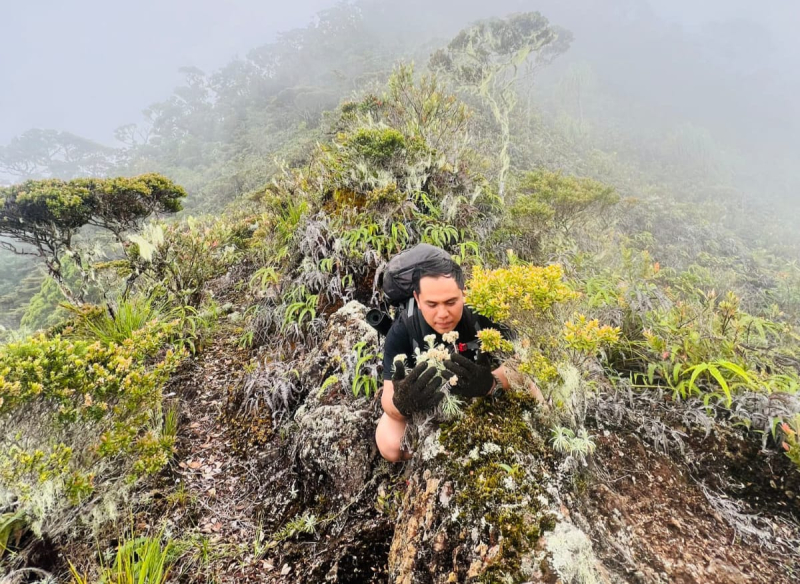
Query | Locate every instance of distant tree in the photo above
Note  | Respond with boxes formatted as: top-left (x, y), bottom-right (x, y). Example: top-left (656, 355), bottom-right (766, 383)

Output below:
top-left (0, 129), bottom-right (117, 180)
top-left (430, 12), bottom-right (572, 199)
top-left (0, 173), bottom-right (185, 307)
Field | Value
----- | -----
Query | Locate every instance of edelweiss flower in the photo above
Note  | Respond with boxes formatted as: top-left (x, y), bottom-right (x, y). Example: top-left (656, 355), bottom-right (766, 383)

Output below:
top-left (442, 331), bottom-right (459, 344)
top-left (423, 334), bottom-right (436, 348)
top-left (449, 375), bottom-right (459, 386)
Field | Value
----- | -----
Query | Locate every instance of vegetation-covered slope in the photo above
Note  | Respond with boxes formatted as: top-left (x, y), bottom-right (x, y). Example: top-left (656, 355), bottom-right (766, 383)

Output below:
top-left (0, 3), bottom-right (798, 583)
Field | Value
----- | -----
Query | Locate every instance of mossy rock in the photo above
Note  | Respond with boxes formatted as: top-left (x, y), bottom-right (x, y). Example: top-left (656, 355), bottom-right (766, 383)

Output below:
top-left (389, 390), bottom-right (558, 583)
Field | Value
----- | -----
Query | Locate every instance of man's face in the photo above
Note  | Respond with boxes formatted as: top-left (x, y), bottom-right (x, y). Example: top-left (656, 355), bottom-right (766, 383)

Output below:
top-left (414, 275), bottom-right (465, 335)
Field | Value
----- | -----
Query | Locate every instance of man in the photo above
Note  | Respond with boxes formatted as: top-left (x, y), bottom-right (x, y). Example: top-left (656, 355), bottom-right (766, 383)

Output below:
top-left (375, 259), bottom-right (511, 462)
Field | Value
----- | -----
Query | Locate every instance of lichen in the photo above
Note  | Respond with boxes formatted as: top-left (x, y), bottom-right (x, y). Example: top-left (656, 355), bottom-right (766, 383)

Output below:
top-left (437, 390), bottom-right (555, 581)
top-left (544, 521), bottom-right (600, 584)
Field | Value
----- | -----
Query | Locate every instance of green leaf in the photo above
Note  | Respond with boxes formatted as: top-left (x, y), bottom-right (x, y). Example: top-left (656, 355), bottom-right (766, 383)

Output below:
top-left (707, 364), bottom-right (731, 407)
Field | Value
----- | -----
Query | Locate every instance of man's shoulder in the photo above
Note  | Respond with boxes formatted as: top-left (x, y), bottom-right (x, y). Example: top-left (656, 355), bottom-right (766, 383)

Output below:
top-left (382, 313), bottom-right (414, 380)
top-left (384, 314), bottom-right (413, 351)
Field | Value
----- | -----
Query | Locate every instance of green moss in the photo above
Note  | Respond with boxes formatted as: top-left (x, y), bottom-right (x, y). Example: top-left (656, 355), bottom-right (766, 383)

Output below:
top-left (438, 390), bottom-right (554, 581)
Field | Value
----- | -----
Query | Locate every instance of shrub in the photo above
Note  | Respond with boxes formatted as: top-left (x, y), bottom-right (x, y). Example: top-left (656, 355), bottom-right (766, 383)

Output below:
top-left (515, 170), bottom-right (619, 230)
top-left (0, 322), bottom-right (183, 536)
top-left (465, 264), bottom-right (578, 323)
top-left (563, 315), bottom-right (620, 355)
top-left (131, 215), bottom-right (252, 306)
top-left (341, 127), bottom-right (406, 166)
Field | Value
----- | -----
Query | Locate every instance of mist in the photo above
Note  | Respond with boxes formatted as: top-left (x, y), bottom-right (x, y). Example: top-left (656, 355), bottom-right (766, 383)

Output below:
top-left (2, 1), bottom-right (798, 149)
top-left (0, 0), bottom-right (335, 144)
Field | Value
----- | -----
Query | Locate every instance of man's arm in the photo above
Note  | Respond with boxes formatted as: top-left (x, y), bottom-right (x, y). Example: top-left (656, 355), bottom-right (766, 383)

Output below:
top-left (380, 379), bottom-right (407, 421)
top-left (491, 364), bottom-right (510, 392)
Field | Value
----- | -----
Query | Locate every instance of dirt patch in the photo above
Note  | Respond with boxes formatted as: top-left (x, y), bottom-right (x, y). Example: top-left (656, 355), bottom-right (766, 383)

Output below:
top-left (574, 431), bottom-right (799, 583)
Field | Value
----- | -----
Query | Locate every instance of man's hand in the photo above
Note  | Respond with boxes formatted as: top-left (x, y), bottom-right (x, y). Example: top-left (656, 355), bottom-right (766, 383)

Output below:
top-left (443, 352), bottom-right (496, 398)
top-left (391, 361), bottom-right (445, 418)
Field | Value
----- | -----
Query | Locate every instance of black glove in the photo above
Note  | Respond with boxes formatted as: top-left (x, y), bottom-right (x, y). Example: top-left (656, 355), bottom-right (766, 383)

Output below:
top-left (391, 360), bottom-right (445, 418)
top-left (443, 352), bottom-right (496, 398)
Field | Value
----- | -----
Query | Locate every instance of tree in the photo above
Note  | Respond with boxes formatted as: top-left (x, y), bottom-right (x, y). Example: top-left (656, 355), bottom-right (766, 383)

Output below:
top-left (430, 12), bottom-right (572, 199)
top-left (0, 129), bottom-right (117, 180)
top-left (0, 173), bottom-right (185, 307)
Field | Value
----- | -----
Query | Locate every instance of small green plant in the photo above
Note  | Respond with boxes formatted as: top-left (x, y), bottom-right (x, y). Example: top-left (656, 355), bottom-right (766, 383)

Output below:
top-left (633, 358), bottom-right (755, 407)
top-left (79, 296), bottom-right (159, 344)
top-left (550, 426), bottom-right (596, 458)
top-left (282, 285), bottom-right (319, 331)
top-left (351, 341), bottom-right (379, 398)
top-left (271, 511), bottom-right (318, 545)
top-left (0, 511), bottom-right (25, 558)
top-left (249, 266), bottom-right (280, 294)
top-left (440, 393), bottom-right (465, 420)
top-left (69, 532), bottom-right (176, 584)
top-left (237, 329), bottom-right (255, 349)
top-left (317, 375), bottom-right (340, 398)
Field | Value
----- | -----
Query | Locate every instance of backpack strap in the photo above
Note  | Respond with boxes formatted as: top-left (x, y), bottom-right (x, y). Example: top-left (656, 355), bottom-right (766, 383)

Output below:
top-left (399, 297), bottom-right (426, 353)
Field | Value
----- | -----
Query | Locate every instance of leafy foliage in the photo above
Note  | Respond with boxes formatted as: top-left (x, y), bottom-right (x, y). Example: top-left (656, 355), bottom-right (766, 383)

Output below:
top-left (465, 264), bottom-right (577, 323)
top-left (0, 322), bottom-right (182, 535)
top-left (69, 532), bottom-right (176, 584)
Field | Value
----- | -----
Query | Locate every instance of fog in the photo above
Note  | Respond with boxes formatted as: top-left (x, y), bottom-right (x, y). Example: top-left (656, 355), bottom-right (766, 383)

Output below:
top-left (1, 0), bottom-right (798, 196)
top-left (2, 1), bottom-right (797, 145)
top-left (0, 0), bottom-right (334, 144)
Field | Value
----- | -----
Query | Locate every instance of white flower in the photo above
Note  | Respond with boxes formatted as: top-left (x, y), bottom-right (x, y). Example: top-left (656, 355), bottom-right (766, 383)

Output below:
top-left (449, 375), bottom-right (459, 386)
top-left (423, 334), bottom-right (436, 349)
top-left (393, 353), bottom-right (407, 364)
top-left (442, 331), bottom-right (459, 344)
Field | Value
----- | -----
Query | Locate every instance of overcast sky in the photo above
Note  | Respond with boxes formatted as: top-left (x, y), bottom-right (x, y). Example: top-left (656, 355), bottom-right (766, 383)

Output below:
top-left (0, 0), bottom-right (334, 144)
top-left (1, 0), bottom-right (797, 146)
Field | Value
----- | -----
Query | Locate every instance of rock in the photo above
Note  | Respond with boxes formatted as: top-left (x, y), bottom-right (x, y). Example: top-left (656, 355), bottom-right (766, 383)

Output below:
top-left (293, 405), bottom-right (373, 501)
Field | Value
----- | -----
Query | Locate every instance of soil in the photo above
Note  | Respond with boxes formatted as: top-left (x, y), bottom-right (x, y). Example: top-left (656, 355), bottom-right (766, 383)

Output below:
top-left (574, 430), bottom-right (800, 583)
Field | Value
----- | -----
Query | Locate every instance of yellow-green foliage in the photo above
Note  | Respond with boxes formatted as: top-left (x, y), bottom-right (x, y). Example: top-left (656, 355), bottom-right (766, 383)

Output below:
top-left (341, 127), bottom-right (407, 165)
top-left (0, 322), bottom-right (182, 529)
top-left (518, 351), bottom-right (559, 384)
top-left (476, 328), bottom-right (514, 353)
top-left (516, 169), bottom-right (619, 229)
top-left (563, 315), bottom-right (620, 354)
top-left (465, 264), bottom-right (578, 323)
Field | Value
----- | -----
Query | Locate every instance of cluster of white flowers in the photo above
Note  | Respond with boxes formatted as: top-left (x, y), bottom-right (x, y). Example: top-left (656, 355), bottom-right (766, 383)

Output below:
top-left (442, 330), bottom-right (459, 344)
top-left (414, 332), bottom-right (457, 370)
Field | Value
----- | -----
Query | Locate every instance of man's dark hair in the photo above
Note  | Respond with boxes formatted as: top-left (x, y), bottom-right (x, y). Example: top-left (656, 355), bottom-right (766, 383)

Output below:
top-left (412, 258), bottom-right (465, 294)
